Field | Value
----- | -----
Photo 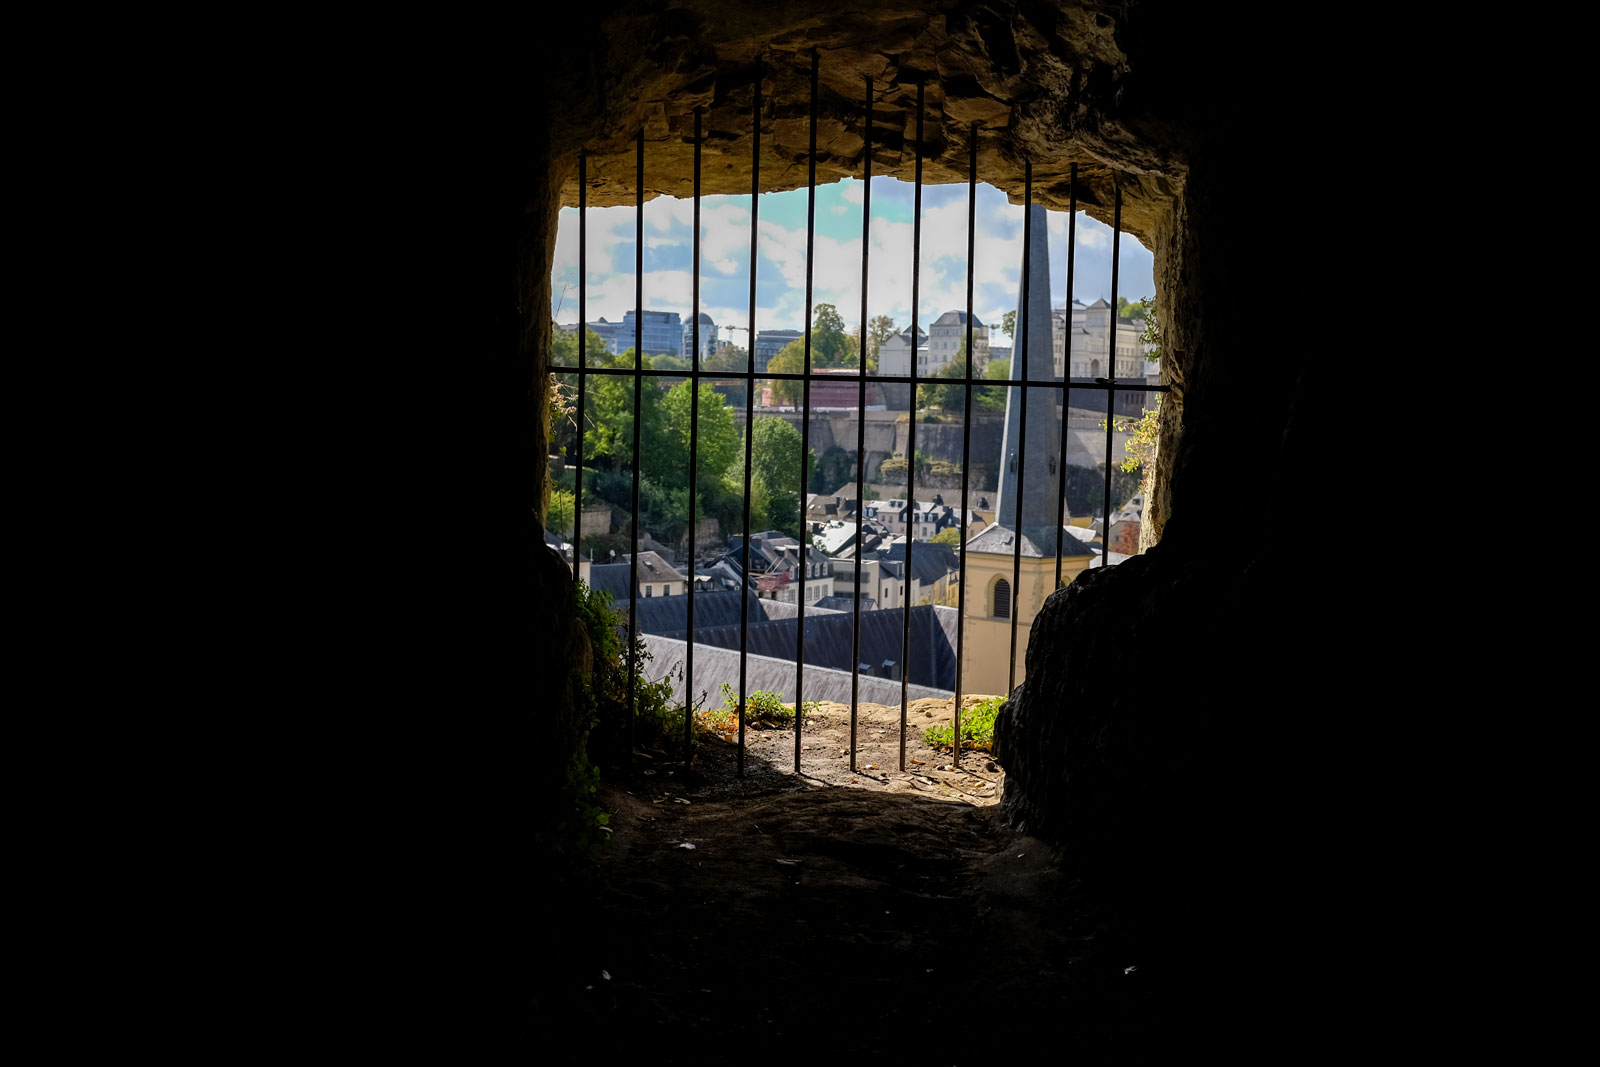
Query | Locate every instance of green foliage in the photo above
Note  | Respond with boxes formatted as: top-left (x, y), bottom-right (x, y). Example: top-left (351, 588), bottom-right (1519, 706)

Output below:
top-left (812, 303), bottom-right (850, 366)
top-left (972, 356), bottom-right (1010, 413)
top-left (547, 488), bottom-right (576, 537)
top-left (1000, 309), bottom-right (1016, 340)
top-left (931, 527), bottom-right (963, 547)
top-left (534, 751), bottom-right (612, 863)
top-left (1061, 464), bottom-right (1143, 522)
top-left (923, 695), bottom-right (1004, 752)
top-left (662, 381), bottom-right (740, 493)
top-left (551, 326), bottom-right (610, 368)
top-left (1107, 396), bottom-right (1162, 475)
top-left (1137, 297), bottom-right (1160, 362)
top-left (1105, 396), bottom-right (1162, 500)
top-left (811, 446), bottom-right (855, 493)
top-left (704, 345), bottom-right (747, 372)
top-left (750, 417), bottom-right (813, 537)
top-left (920, 361), bottom-right (967, 412)
top-left (698, 683), bottom-right (796, 735)
top-left (866, 314), bottom-right (896, 371)
top-left (649, 353), bottom-right (693, 372)
top-left (582, 349), bottom-right (670, 466)
top-left (766, 339), bottom-right (805, 406)
top-left (577, 579), bottom-right (686, 764)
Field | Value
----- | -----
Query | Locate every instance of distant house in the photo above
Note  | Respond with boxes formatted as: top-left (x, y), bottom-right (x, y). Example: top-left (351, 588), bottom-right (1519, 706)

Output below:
top-left (927, 310), bottom-right (989, 371)
top-left (875, 325), bottom-right (927, 378)
top-left (580, 550), bottom-right (688, 599)
top-left (720, 531), bottom-right (835, 606)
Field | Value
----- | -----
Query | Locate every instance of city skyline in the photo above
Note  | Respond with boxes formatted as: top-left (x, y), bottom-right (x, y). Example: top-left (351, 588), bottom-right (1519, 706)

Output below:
top-left (550, 177), bottom-right (1156, 350)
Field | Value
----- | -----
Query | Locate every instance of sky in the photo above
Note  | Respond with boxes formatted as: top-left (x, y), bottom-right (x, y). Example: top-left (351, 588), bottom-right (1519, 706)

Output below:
top-left (550, 176), bottom-right (1155, 348)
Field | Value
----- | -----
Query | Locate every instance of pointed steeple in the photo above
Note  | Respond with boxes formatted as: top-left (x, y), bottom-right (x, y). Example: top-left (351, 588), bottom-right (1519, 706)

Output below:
top-left (995, 203), bottom-right (1063, 552)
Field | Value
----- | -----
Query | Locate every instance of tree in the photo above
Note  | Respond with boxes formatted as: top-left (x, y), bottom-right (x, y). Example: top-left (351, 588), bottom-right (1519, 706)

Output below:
top-left (1106, 395), bottom-right (1162, 499)
top-left (547, 488), bottom-right (576, 537)
top-left (969, 356), bottom-right (1010, 413)
top-left (930, 527), bottom-right (963, 547)
top-left (920, 361), bottom-right (966, 412)
top-left (813, 303), bottom-right (849, 366)
top-left (551, 326), bottom-right (609, 366)
top-left (1136, 297), bottom-right (1160, 362)
top-left (1000, 309), bottom-right (1016, 340)
top-left (865, 314), bottom-right (896, 371)
top-left (749, 417), bottom-right (815, 537)
top-left (661, 381), bottom-right (740, 493)
top-left (703, 344), bottom-right (748, 372)
top-left (583, 349), bottom-right (669, 466)
top-left (766, 339), bottom-right (805, 406)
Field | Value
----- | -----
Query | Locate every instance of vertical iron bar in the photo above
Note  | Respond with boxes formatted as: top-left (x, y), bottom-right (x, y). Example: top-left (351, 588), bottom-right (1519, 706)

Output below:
top-left (573, 154), bottom-right (587, 583)
top-left (738, 59), bottom-right (762, 777)
top-left (899, 80), bottom-right (924, 772)
top-left (795, 50), bottom-right (818, 774)
top-left (849, 77), bottom-right (872, 773)
top-left (686, 108), bottom-right (702, 755)
top-left (1056, 163), bottom-right (1077, 586)
top-left (1009, 163), bottom-right (1032, 695)
top-left (1102, 181), bottom-right (1120, 570)
top-left (953, 125), bottom-right (978, 769)
top-left (629, 130), bottom-right (644, 756)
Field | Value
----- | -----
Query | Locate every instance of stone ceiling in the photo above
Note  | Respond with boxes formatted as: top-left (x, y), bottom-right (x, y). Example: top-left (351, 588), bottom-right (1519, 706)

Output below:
top-left (548, 1), bottom-right (1204, 244)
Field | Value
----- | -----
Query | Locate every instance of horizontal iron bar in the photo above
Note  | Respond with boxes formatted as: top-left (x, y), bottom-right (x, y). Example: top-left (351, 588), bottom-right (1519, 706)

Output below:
top-left (549, 363), bottom-right (1169, 392)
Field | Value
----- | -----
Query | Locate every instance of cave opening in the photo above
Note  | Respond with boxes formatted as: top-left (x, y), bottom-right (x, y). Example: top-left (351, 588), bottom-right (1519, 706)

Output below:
top-left (461, 2), bottom-right (1350, 1057)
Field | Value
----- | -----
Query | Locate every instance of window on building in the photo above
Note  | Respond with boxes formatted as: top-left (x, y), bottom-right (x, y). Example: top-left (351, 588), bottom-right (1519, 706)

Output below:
top-left (994, 578), bottom-right (1011, 619)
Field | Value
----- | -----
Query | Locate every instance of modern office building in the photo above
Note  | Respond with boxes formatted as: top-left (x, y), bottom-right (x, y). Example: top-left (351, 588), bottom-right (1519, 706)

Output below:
top-left (618, 309), bottom-right (686, 356)
top-left (753, 328), bottom-right (803, 373)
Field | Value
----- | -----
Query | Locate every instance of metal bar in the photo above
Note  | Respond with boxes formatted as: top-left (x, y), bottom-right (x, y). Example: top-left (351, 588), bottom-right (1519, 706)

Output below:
top-left (795, 50), bottom-right (818, 775)
top-left (849, 76), bottom-right (872, 773)
top-left (1009, 163), bottom-right (1032, 694)
top-left (899, 80), bottom-right (924, 772)
top-left (550, 364), bottom-right (1168, 392)
top-left (686, 107), bottom-right (702, 756)
top-left (629, 130), bottom-right (643, 756)
top-left (572, 153), bottom-right (587, 583)
top-left (1102, 181), bottom-right (1120, 571)
top-left (1055, 163), bottom-right (1076, 588)
top-left (952, 124), bottom-right (978, 769)
top-left (738, 59), bottom-right (761, 777)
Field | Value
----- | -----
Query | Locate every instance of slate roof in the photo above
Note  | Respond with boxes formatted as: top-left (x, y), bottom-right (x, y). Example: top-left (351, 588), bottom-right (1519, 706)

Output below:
top-left (664, 604), bottom-right (961, 691)
top-left (964, 522), bottom-right (1091, 558)
top-left (608, 589), bottom-right (768, 634)
top-left (882, 540), bottom-right (960, 585)
top-left (585, 562), bottom-right (635, 601)
top-left (931, 310), bottom-right (986, 328)
top-left (623, 550), bottom-right (687, 584)
top-left (641, 635), bottom-right (953, 706)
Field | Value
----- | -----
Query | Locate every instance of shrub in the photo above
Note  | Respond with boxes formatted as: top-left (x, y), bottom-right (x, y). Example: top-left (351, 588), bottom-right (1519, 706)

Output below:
top-left (923, 695), bottom-right (1003, 752)
top-left (697, 683), bottom-right (799, 737)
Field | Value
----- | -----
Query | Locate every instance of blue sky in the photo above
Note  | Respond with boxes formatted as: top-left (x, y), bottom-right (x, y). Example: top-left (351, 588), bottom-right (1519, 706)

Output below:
top-left (550, 176), bottom-right (1155, 347)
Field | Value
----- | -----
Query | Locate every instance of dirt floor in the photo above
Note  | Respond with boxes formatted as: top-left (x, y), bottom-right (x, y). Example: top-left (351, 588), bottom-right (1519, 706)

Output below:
top-left (543, 698), bottom-right (1177, 1063)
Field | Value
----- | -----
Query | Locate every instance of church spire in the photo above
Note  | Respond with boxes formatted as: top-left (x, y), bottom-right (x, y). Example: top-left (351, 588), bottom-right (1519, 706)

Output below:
top-left (994, 203), bottom-right (1063, 552)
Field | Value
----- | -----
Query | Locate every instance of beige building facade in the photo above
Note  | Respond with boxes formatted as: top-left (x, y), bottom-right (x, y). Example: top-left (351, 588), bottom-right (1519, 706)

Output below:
top-left (958, 525), bottom-right (1093, 697)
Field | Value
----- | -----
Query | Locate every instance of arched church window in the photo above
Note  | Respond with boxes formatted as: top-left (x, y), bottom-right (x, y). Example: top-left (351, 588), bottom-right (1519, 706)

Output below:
top-left (994, 578), bottom-right (1011, 619)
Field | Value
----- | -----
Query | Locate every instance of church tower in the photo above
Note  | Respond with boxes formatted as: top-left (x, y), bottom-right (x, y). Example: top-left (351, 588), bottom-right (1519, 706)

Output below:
top-left (994, 203), bottom-right (1063, 549)
top-left (962, 202), bottom-right (1093, 696)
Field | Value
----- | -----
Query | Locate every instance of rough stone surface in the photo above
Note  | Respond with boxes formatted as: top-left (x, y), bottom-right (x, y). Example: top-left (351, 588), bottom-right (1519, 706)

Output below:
top-left (545, 1), bottom-right (1194, 243)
